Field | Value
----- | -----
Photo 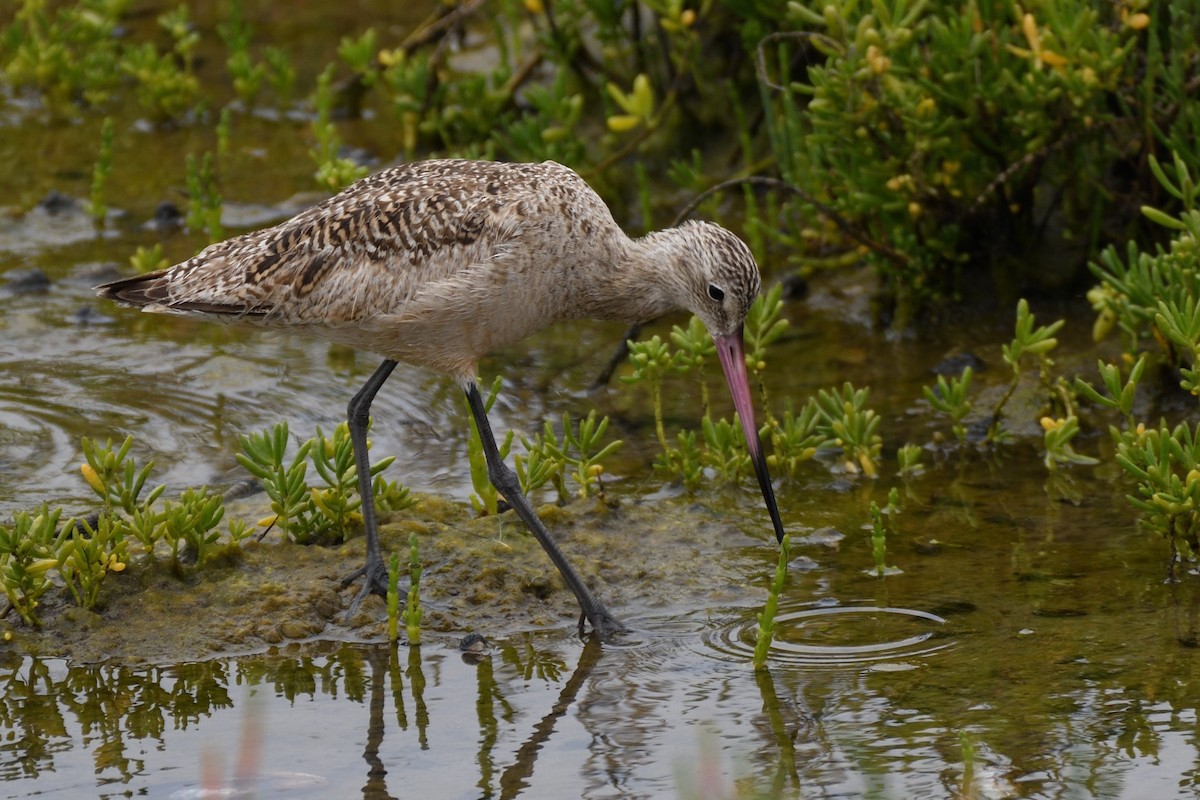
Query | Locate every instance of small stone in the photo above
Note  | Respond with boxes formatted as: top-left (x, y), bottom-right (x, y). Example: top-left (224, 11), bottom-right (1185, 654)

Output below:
top-left (459, 632), bottom-right (488, 653)
top-left (932, 350), bottom-right (984, 376)
top-left (279, 620), bottom-right (310, 640)
top-left (151, 201), bottom-right (184, 229)
top-left (2, 268), bottom-right (50, 294)
top-left (67, 306), bottom-right (113, 326)
top-left (39, 190), bottom-right (76, 214)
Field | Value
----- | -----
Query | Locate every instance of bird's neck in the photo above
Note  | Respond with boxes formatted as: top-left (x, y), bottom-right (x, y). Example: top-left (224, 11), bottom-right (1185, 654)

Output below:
top-left (568, 228), bottom-right (691, 324)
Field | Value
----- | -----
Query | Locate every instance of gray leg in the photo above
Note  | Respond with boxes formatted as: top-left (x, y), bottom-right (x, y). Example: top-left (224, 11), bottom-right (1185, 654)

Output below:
top-left (465, 382), bottom-right (624, 641)
top-left (341, 359), bottom-right (398, 606)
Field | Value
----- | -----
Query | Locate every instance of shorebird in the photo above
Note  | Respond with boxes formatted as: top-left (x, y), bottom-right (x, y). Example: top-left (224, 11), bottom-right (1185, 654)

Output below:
top-left (96, 159), bottom-right (786, 640)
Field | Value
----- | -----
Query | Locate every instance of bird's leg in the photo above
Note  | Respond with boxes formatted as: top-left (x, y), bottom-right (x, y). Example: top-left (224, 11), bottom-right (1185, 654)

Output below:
top-left (341, 359), bottom-right (399, 608)
top-left (465, 382), bottom-right (625, 641)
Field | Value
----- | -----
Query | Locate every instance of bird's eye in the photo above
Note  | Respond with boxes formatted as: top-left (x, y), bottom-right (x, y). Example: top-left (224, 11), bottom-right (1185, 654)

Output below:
top-left (707, 284), bottom-right (725, 302)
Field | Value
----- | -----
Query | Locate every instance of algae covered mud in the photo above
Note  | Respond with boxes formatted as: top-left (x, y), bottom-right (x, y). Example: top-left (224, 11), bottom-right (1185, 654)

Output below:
top-left (3, 1), bottom-right (1200, 797)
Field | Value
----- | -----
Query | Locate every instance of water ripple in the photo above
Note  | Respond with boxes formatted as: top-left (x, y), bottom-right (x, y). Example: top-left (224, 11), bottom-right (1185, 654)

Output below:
top-left (702, 601), bottom-right (954, 668)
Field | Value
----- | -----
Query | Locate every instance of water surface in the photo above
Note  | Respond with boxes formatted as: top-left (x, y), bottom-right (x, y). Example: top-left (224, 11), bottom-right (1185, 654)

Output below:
top-left (2, 3), bottom-right (1199, 797)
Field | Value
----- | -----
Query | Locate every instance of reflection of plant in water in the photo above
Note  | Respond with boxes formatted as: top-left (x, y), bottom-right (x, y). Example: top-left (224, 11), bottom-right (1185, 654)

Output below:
top-left (501, 640), bottom-right (567, 684)
top-left (0, 647), bottom-right (438, 784)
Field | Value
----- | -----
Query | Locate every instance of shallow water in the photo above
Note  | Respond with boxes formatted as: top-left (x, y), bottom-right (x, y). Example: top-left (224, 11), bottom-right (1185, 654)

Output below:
top-left (4, 466), bottom-right (1198, 798)
top-left (4, 3), bottom-right (1200, 798)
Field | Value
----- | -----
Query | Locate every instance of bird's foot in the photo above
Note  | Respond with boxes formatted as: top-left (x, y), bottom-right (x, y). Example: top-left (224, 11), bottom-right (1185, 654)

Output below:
top-left (581, 607), bottom-right (627, 643)
top-left (340, 558), bottom-right (393, 620)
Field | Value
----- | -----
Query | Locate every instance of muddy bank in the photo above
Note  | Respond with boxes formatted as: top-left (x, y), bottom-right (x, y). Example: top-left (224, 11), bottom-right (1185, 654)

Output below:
top-left (5, 490), bottom-right (771, 663)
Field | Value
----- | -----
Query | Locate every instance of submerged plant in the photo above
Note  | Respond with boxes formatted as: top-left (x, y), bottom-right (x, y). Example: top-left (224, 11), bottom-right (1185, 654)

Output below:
top-left (76, 436), bottom-right (236, 577)
top-left (218, 5), bottom-right (265, 108)
top-left (744, 284), bottom-right (789, 387)
top-left (669, 315), bottom-right (716, 413)
top-left (625, 299), bottom-right (880, 485)
top-left (310, 64), bottom-right (368, 191)
top-left (867, 488), bottom-right (902, 578)
top-left (402, 532), bottom-right (422, 645)
top-left (924, 367), bottom-right (973, 443)
top-left (185, 151), bottom-right (223, 242)
top-left (1040, 416), bottom-right (1098, 471)
top-left (311, 422), bottom-right (396, 541)
top-left (896, 443), bottom-right (924, 477)
top-left (1113, 420), bottom-right (1200, 564)
top-left (0, 423), bottom-right (411, 624)
top-left (625, 291), bottom-right (803, 487)
top-left (87, 116), bottom-right (114, 225)
top-left (517, 410), bottom-right (623, 502)
top-left (1074, 355), bottom-right (1147, 432)
top-left (700, 414), bottom-right (750, 484)
top-left (988, 299), bottom-right (1065, 443)
top-left (753, 532), bottom-right (791, 671)
top-left (387, 552), bottom-right (400, 643)
top-left (1088, 153), bottom-right (1200, 358)
top-left (768, 401), bottom-right (826, 478)
top-left (622, 334), bottom-right (677, 451)
top-left (373, 473), bottom-right (416, 518)
top-left (263, 45), bottom-right (296, 109)
top-left (660, 429), bottom-right (705, 491)
top-left (121, 36), bottom-right (201, 122)
top-left (516, 419), bottom-right (568, 500)
top-left (813, 383), bottom-right (882, 477)
top-left (130, 243), bottom-right (169, 274)
top-left (0, 508), bottom-right (63, 626)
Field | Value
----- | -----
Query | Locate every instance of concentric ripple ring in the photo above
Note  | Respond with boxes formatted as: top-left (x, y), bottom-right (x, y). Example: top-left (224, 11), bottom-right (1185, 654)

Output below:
top-left (704, 604), bottom-right (953, 667)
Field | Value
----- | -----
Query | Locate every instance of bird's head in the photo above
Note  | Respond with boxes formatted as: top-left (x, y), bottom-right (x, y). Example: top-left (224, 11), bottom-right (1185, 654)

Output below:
top-left (673, 221), bottom-right (762, 339)
top-left (668, 220), bottom-right (786, 545)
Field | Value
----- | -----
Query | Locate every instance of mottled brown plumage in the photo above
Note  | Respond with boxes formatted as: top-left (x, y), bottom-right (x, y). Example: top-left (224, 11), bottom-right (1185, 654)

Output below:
top-left (98, 159), bottom-right (759, 382)
top-left (96, 159), bottom-right (784, 641)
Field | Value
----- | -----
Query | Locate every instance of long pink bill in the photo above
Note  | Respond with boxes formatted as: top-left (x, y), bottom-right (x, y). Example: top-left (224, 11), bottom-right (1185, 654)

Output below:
top-left (714, 329), bottom-right (786, 544)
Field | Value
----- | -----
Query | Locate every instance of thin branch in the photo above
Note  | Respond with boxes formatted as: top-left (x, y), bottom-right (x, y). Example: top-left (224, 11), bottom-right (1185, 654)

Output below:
top-left (754, 31), bottom-right (839, 93)
top-left (400, 0), bottom-right (487, 51)
top-left (674, 175), bottom-right (908, 267)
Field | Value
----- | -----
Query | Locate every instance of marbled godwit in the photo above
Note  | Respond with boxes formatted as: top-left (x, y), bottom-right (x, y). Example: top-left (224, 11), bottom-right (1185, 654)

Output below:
top-left (96, 159), bottom-right (786, 641)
